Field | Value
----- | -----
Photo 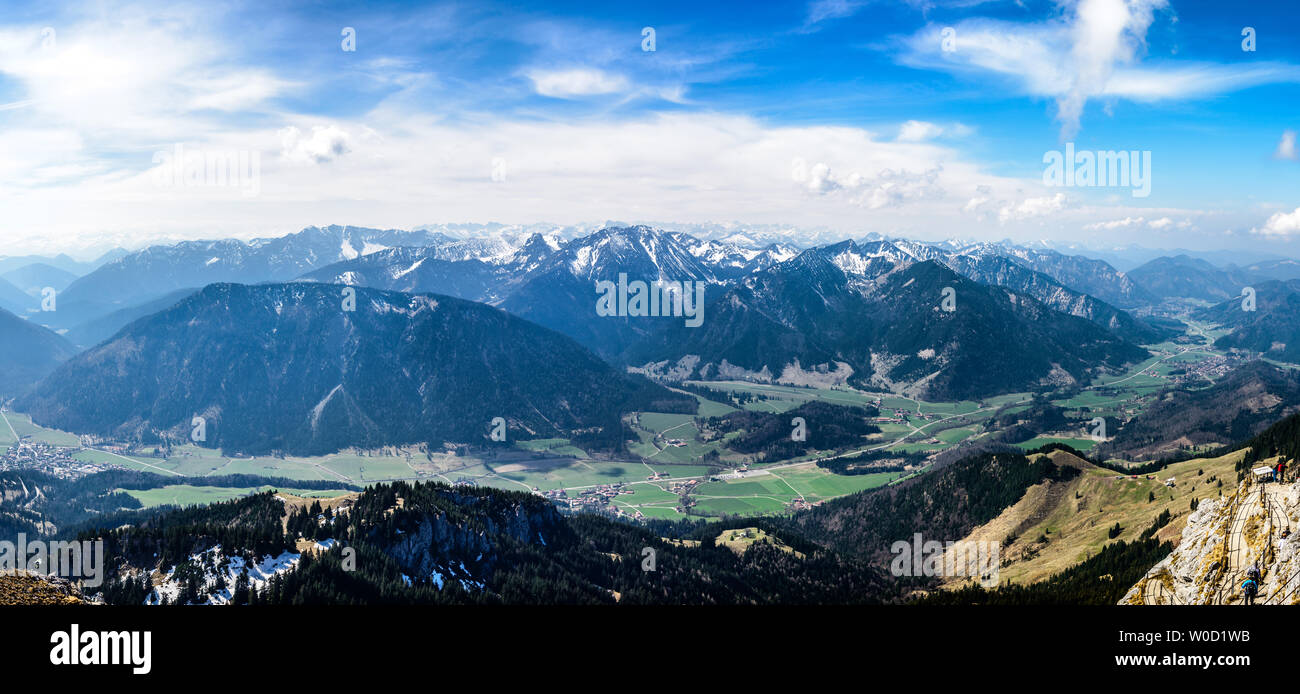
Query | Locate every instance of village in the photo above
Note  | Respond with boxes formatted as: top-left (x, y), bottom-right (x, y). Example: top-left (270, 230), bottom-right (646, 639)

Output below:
top-left (0, 439), bottom-right (125, 479)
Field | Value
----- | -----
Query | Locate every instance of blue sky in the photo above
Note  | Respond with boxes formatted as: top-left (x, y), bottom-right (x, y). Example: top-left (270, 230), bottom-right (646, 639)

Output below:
top-left (1, 0), bottom-right (1299, 256)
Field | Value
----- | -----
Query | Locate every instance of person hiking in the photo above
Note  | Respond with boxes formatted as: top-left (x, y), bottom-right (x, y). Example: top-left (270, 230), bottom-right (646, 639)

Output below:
top-left (1278, 460), bottom-right (1288, 484)
top-left (1242, 577), bottom-right (1259, 605)
top-left (1248, 563), bottom-right (1261, 582)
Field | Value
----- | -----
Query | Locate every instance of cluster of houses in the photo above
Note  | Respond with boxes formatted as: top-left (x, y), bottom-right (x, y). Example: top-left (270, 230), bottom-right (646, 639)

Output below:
top-left (713, 465), bottom-right (753, 481)
top-left (544, 482), bottom-right (634, 512)
top-left (1173, 354), bottom-right (1235, 384)
top-left (0, 440), bottom-right (116, 479)
top-left (666, 479), bottom-right (699, 495)
top-left (873, 410), bottom-right (946, 424)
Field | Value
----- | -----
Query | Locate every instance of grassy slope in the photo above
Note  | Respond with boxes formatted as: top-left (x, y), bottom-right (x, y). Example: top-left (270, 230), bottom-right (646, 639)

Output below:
top-left (940, 448), bottom-right (1243, 587)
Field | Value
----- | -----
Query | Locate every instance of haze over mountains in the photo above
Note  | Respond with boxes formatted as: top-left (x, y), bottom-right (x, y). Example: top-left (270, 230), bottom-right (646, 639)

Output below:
top-left (0, 308), bottom-right (75, 398)
top-left (1194, 278), bottom-right (1300, 362)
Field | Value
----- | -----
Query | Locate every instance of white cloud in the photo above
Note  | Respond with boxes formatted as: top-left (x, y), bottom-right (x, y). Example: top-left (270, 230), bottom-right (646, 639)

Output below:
top-left (0, 2), bottom-right (1228, 255)
top-left (1056, 0), bottom-right (1167, 139)
top-left (1145, 216), bottom-right (1189, 229)
top-left (896, 120), bottom-right (973, 142)
top-left (1254, 208), bottom-right (1300, 238)
top-left (527, 68), bottom-right (629, 98)
top-left (998, 193), bottom-right (1067, 223)
top-left (794, 160), bottom-right (840, 194)
top-left (1276, 130), bottom-right (1298, 161)
top-left (0, 20), bottom-right (289, 135)
top-left (897, 120), bottom-right (944, 142)
top-left (188, 72), bottom-right (296, 112)
top-left (963, 186), bottom-right (994, 215)
top-left (804, 0), bottom-right (866, 28)
top-left (1, 109), bottom-right (1075, 253)
top-left (279, 125), bottom-right (352, 164)
top-left (1084, 215), bottom-right (1144, 230)
top-left (1101, 63), bottom-right (1300, 100)
top-left (899, 1), bottom-right (1300, 137)
top-left (792, 158), bottom-right (944, 209)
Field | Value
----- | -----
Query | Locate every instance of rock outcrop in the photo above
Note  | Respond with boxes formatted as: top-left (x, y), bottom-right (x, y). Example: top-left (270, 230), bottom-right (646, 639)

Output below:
top-left (1123, 478), bottom-right (1300, 605)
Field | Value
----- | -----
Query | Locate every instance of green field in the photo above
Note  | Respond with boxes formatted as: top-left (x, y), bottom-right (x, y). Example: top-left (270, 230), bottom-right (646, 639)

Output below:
top-left (935, 426), bottom-right (977, 444)
top-left (122, 484), bottom-right (354, 508)
top-left (490, 458), bottom-right (713, 491)
top-left (674, 390), bottom-right (736, 418)
top-left (1, 410), bottom-right (79, 446)
top-left (626, 411), bottom-right (732, 464)
top-left (684, 464), bottom-right (905, 517)
top-left (515, 438), bottom-right (589, 459)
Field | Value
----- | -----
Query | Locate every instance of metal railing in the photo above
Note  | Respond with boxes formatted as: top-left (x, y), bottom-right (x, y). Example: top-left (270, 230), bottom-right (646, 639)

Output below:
top-left (1210, 487), bottom-right (1245, 603)
top-left (1146, 578), bottom-right (1184, 605)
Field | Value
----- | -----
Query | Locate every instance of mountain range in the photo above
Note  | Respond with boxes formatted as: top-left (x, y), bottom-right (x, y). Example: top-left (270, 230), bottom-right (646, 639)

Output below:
top-left (13, 222), bottom-right (1300, 416)
top-left (18, 283), bottom-right (693, 455)
top-left (44, 226), bottom-right (457, 328)
top-left (626, 248), bottom-right (1148, 400)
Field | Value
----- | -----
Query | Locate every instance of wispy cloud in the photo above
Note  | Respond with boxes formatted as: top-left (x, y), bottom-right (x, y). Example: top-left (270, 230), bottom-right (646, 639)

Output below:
top-left (526, 68), bottom-right (630, 98)
top-left (898, 0), bottom-right (1300, 138)
top-left (1276, 130), bottom-right (1298, 161)
top-left (804, 0), bottom-right (868, 29)
top-left (896, 120), bottom-right (972, 142)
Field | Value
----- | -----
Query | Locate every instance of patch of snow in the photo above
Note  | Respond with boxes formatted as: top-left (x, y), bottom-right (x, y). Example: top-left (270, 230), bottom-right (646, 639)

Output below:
top-left (393, 257), bottom-right (427, 279)
top-left (340, 239), bottom-right (359, 260)
top-left (310, 384), bottom-right (344, 430)
top-left (145, 545), bottom-right (301, 606)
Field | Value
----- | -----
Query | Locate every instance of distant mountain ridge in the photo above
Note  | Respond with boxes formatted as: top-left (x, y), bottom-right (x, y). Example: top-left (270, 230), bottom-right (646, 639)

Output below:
top-left (48, 226), bottom-right (460, 328)
top-left (33, 224), bottom-right (1193, 394)
top-left (1094, 360), bottom-right (1300, 460)
top-left (1127, 255), bottom-right (1254, 303)
top-left (19, 282), bottom-right (693, 455)
top-left (305, 228), bottom-right (1167, 359)
top-left (0, 307), bottom-right (76, 398)
top-left (1194, 279), bottom-right (1300, 362)
top-left (626, 251), bottom-right (1149, 400)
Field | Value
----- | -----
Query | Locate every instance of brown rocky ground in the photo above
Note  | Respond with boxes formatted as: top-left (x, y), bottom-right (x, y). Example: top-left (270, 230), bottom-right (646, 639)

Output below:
top-left (0, 572), bottom-right (88, 605)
